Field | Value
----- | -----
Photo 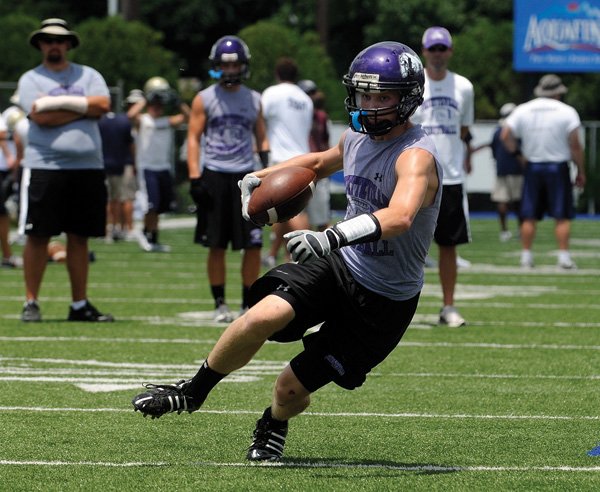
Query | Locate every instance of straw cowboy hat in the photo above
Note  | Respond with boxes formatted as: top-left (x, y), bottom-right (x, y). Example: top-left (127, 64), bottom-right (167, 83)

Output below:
top-left (29, 18), bottom-right (80, 50)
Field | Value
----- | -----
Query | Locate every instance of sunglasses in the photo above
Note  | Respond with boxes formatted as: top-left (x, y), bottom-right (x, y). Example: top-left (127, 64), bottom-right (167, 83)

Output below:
top-left (40, 37), bottom-right (67, 45)
top-left (427, 45), bottom-right (449, 53)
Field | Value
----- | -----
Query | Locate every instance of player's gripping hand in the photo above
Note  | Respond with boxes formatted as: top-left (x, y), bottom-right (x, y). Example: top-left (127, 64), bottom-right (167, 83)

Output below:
top-left (238, 174), bottom-right (261, 221)
top-left (284, 229), bottom-right (341, 264)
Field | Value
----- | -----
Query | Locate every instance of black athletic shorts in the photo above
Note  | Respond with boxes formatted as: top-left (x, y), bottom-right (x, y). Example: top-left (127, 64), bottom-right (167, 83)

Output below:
top-left (25, 169), bottom-right (107, 237)
top-left (248, 251), bottom-right (420, 392)
top-left (143, 169), bottom-right (174, 214)
top-left (434, 183), bottom-right (471, 246)
top-left (194, 168), bottom-right (262, 250)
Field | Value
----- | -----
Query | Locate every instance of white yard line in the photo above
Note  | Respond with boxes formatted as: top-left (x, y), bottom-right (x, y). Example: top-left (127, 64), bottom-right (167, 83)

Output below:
top-left (0, 406), bottom-right (598, 421)
top-left (0, 458), bottom-right (599, 473)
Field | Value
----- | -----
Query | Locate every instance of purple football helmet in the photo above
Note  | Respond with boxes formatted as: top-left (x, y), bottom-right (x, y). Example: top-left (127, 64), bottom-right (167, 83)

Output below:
top-left (209, 35), bottom-right (251, 86)
top-left (343, 41), bottom-right (424, 136)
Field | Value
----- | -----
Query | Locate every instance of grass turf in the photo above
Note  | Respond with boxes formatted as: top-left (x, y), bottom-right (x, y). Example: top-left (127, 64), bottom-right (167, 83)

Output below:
top-left (0, 215), bottom-right (599, 490)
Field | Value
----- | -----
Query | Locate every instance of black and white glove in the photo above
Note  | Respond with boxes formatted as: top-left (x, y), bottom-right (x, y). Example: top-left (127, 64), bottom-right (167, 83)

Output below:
top-left (284, 229), bottom-right (341, 264)
top-left (238, 174), bottom-right (261, 221)
top-left (284, 213), bottom-right (382, 264)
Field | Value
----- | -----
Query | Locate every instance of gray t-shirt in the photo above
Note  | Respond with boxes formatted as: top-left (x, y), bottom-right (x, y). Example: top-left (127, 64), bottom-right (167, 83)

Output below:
top-left (340, 125), bottom-right (443, 301)
top-left (17, 62), bottom-right (109, 170)
top-left (200, 83), bottom-right (261, 174)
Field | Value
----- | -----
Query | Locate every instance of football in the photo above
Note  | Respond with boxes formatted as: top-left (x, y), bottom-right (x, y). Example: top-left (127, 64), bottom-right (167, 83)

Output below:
top-left (248, 167), bottom-right (316, 226)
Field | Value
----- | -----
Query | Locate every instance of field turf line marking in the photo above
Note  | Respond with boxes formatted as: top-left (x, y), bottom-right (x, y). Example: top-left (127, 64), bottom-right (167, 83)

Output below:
top-left (1, 406), bottom-right (599, 421)
top-left (1, 459), bottom-right (599, 473)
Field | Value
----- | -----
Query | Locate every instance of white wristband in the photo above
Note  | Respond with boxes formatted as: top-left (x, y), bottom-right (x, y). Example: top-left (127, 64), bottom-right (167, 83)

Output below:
top-left (35, 95), bottom-right (89, 114)
top-left (332, 213), bottom-right (381, 246)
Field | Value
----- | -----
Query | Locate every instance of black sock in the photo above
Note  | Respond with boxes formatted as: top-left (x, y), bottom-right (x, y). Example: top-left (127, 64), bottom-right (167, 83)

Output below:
top-left (263, 406), bottom-right (288, 425)
top-left (184, 360), bottom-right (226, 405)
top-left (242, 285), bottom-right (251, 309)
top-left (211, 285), bottom-right (225, 308)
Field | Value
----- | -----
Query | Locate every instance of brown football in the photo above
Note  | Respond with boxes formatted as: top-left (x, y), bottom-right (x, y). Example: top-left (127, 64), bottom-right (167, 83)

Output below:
top-left (248, 167), bottom-right (316, 226)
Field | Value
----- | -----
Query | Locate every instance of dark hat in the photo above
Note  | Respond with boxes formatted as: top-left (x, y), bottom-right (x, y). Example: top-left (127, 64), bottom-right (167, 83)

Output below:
top-left (534, 74), bottom-right (568, 97)
top-left (29, 18), bottom-right (80, 50)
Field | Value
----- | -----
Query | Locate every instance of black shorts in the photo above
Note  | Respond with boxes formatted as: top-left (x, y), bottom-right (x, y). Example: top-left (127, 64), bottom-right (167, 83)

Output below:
top-left (143, 169), bottom-right (174, 214)
top-left (0, 170), bottom-right (12, 215)
top-left (26, 169), bottom-right (107, 237)
top-left (194, 169), bottom-right (262, 250)
top-left (248, 251), bottom-right (419, 392)
top-left (434, 184), bottom-right (471, 246)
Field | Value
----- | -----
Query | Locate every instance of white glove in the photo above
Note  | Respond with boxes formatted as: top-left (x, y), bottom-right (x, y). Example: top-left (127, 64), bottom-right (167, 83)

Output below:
top-left (238, 174), bottom-right (261, 221)
top-left (284, 229), bottom-right (341, 264)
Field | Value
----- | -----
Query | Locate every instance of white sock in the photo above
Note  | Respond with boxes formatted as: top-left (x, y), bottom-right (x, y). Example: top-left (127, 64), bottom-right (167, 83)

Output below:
top-left (71, 299), bottom-right (87, 310)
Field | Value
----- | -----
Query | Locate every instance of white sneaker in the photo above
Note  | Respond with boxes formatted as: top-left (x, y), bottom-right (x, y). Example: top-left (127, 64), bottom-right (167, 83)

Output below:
top-left (149, 243), bottom-right (171, 253)
top-left (558, 256), bottom-right (576, 270)
top-left (214, 304), bottom-right (234, 323)
top-left (520, 250), bottom-right (534, 268)
top-left (499, 230), bottom-right (512, 242)
top-left (424, 255), bottom-right (436, 268)
top-left (439, 305), bottom-right (466, 328)
top-left (261, 255), bottom-right (276, 268)
top-left (456, 256), bottom-right (472, 268)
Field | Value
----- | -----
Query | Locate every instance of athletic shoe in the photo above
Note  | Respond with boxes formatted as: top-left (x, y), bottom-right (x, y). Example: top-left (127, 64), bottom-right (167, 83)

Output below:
top-left (261, 255), bottom-right (276, 268)
top-left (214, 304), bottom-right (234, 323)
top-left (247, 408), bottom-right (288, 462)
top-left (149, 243), bottom-right (171, 253)
top-left (132, 379), bottom-right (200, 419)
top-left (21, 301), bottom-right (42, 322)
top-left (520, 250), bottom-right (534, 268)
top-left (499, 230), bottom-right (512, 242)
top-left (2, 256), bottom-right (23, 268)
top-left (68, 301), bottom-right (114, 322)
top-left (439, 305), bottom-right (466, 328)
top-left (456, 256), bottom-right (472, 268)
top-left (558, 257), bottom-right (576, 270)
top-left (424, 255), bottom-right (436, 268)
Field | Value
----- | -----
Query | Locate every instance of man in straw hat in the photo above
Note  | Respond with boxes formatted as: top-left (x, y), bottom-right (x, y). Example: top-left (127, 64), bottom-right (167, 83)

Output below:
top-left (501, 74), bottom-right (586, 269)
top-left (17, 18), bottom-right (114, 322)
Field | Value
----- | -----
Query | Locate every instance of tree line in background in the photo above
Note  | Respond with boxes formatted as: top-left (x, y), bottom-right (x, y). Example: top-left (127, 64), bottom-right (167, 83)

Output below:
top-left (1, 0), bottom-right (600, 123)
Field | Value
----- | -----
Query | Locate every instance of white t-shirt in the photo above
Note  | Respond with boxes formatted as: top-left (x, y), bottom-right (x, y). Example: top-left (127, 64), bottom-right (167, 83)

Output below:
top-left (411, 71), bottom-right (474, 185)
top-left (504, 97), bottom-right (580, 163)
top-left (136, 113), bottom-right (173, 171)
top-left (261, 82), bottom-right (313, 163)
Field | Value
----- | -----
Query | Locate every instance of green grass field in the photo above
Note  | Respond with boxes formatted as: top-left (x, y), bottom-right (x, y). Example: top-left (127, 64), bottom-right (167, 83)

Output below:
top-left (1, 215), bottom-right (599, 491)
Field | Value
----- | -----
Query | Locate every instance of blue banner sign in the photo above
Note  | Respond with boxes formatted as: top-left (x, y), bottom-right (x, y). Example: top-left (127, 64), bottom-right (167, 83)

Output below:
top-left (514, 0), bottom-right (600, 72)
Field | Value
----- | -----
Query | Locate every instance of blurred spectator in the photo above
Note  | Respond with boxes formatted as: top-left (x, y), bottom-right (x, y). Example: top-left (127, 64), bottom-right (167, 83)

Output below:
top-left (128, 77), bottom-right (190, 252)
top-left (501, 74), bottom-right (585, 269)
top-left (260, 59), bottom-right (313, 267)
top-left (18, 18), bottom-right (113, 322)
top-left (298, 80), bottom-right (332, 231)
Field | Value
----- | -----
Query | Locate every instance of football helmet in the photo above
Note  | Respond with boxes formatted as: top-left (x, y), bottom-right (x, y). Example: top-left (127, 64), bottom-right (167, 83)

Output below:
top-left (208, 35), bottom-right (251, 86)
top-left (144, 76), bottom-right (170, 94)
top-left (342, 41), bottom-right (424, 136)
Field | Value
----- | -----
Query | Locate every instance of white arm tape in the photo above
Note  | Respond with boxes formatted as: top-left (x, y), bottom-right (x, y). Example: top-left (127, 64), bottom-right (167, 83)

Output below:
top-left (332, 213), bottom-right (381, 246)
top-left (35, 95), bottom-right (89, 114)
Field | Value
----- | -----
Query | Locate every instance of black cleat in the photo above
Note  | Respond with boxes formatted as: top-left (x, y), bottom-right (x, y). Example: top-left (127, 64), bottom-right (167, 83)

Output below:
top-left (247, 407), bottom-right (288, 461)
top-left (68, 301), bottom-right (114, 322)
top-left (132, 380), bottom-right (201, 419)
